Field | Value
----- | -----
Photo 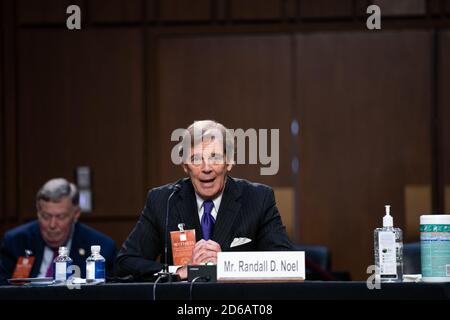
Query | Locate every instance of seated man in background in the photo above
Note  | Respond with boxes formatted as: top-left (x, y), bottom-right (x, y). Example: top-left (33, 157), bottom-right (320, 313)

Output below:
top-left (0, 178), bottom-right (116, 284)
top-left (115, 120), bottom-right (293, 280)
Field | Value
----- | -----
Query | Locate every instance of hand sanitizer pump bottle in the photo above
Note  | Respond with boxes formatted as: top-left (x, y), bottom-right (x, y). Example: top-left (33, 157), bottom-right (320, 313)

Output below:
top-left (374, 205), bottom-right (403, 282)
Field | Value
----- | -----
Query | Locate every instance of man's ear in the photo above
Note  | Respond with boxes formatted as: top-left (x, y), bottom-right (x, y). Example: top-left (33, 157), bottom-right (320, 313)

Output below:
top-left (35, 200), bottom-right (41, 216)
top-left (226, 163), bottom-right (233, 171)
top-left (183, 164), bottom-right (189, 175)
top-left (73, 207), bottom-right (81, 222)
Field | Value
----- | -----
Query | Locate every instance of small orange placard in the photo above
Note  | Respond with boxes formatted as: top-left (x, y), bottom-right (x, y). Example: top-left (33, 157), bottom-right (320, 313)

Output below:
top-left (170, 229), bottom-right (196, 266)
top-left (12, 256), bottom-right (35, 279)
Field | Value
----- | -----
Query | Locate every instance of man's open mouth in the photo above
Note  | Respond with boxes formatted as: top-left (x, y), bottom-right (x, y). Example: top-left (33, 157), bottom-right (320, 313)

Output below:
top-left (199, 178), bottom-right (216, 183)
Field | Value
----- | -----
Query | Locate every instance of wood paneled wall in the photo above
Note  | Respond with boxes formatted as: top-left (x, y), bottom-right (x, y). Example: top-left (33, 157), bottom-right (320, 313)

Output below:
top-left (155, 35), bottom-right (292, 187)
top-left (0, 3), bottom-right (4, 227)
top-left (17, 28), bottom-right (145, 219)
top-left (1, 0), bottom-right (449, 280)
top-left (443, 30), bottom-right (450, 213)
top-left (295, 31), bottom-right (432, 277)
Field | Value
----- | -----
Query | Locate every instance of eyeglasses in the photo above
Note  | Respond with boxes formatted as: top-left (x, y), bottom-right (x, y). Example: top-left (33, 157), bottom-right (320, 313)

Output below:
top-left (189, 153), bottom-right (225, 166)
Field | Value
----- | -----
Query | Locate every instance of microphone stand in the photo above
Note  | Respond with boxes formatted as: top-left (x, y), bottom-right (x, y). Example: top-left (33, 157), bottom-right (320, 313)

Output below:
top-left (157, 184), bottom-right (181, 283)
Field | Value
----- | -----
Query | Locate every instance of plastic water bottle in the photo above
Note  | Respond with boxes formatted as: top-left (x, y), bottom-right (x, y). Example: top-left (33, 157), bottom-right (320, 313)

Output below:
top-left (86, 245), bottom-right (106, 283)
top-left (54, 246), bottom-right (72, 284)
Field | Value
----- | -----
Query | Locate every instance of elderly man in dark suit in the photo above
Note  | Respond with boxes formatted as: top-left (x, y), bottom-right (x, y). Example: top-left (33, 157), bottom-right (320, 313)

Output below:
top-left (115, 120), bottom-right (293, 280)
top-left (0, 178), bottom-right (116, 284)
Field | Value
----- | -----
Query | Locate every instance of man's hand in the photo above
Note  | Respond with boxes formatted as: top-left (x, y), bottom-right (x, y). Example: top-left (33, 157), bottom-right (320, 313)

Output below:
top-left (192, 239), bottom-right (221, 265)
top-left (176, 240), bottom-right (221, 280)
top-left (176, 265), bottom-right (188, 280)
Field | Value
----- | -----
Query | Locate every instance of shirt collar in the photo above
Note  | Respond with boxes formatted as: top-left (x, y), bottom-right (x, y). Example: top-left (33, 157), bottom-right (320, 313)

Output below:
top-left (195, 191), bottom-right (223, 213)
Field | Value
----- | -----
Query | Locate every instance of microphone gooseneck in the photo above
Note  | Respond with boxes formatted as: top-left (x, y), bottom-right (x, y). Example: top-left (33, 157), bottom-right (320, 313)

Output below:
top-left (161, 184), bottom-right (182, 281)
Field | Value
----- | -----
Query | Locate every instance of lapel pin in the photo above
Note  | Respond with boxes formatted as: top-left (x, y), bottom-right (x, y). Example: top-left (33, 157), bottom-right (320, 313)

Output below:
top-left (79, 248), bottom-right (85, 256)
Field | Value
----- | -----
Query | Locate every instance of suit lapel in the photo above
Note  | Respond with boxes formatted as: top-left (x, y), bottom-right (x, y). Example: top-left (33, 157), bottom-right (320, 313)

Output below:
top-left (70, 223), bottom-right (87, 267)
top-left (212, 176), bottom-right (242, 248)
top-left (174, 180), bottom-right (203, 241)
top-left (30, 223), bottom-right (45, 277)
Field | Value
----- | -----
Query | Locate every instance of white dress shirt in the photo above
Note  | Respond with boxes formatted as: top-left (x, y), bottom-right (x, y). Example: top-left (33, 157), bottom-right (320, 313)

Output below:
top-left (37, 230), bottom-right (74, 277)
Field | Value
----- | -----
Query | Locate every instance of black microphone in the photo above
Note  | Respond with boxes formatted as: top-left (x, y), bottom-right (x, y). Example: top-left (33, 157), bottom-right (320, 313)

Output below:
top-left (158, 183), bottom-right (182, 282)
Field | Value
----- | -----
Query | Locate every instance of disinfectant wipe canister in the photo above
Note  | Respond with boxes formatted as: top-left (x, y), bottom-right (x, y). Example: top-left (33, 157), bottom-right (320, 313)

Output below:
top-left (420, 215), bottom-right (450, 282)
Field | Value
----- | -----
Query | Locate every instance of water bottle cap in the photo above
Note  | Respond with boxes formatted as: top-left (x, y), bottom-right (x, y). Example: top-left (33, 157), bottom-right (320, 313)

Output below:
top-left (91, 245), bottom-right (101, 253)
top-left (58, 246), bottom-right (68, 255)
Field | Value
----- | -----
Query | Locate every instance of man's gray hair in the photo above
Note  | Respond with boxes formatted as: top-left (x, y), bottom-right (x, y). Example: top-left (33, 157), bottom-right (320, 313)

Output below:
top-left (36, 178), bottom-right (79, 207)
top-left (179, 120), bottom-right (235, 163)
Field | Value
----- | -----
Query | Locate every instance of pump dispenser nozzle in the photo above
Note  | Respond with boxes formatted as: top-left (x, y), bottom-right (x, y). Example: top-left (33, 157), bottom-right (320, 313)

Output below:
top-left (383, 205), bottom-right (393, 227)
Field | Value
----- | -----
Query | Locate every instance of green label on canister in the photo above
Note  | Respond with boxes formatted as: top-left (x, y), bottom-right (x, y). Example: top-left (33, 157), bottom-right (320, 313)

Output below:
top-left (420, 224), bottom-right (450, 278)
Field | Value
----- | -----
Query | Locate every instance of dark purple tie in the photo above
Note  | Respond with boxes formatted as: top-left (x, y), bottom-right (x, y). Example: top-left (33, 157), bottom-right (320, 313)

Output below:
top-left (45, 248), bottom-right (58, 277)
top-left (201, 200), bottom-right (215, 240)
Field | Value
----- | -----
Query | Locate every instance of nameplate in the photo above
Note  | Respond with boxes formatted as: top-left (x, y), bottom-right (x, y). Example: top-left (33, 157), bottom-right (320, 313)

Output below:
top-left (217, 251), bottom-right (305, 282)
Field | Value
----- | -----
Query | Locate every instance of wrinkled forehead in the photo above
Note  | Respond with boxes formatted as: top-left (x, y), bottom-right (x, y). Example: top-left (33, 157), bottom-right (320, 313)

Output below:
top-left (191, 137), bottom-right (225, 155)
